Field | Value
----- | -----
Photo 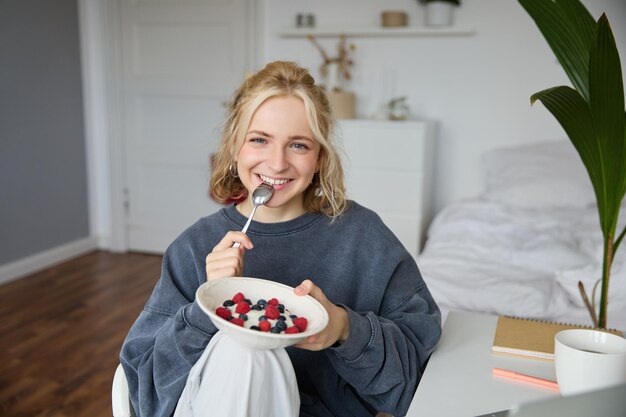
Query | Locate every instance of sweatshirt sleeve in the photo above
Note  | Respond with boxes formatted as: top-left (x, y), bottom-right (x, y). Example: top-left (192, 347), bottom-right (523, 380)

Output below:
top-left (120, 239), bottom-right (218, 417)
top-left (325, 257), bottom-right (442, 416)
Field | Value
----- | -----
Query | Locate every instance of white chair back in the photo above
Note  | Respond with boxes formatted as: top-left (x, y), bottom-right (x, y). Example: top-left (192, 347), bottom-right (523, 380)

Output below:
top-left (112, 363), bottom-right (134, 417)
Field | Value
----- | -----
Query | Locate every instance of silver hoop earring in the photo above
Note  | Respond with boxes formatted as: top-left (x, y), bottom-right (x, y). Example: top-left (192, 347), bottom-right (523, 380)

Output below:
top-left (228, 164), bottom-right (239, 178)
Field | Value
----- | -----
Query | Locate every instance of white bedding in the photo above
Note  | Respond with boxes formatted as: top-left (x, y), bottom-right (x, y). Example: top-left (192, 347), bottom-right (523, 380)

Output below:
top-left (418, 141), bottom-right (626, 330)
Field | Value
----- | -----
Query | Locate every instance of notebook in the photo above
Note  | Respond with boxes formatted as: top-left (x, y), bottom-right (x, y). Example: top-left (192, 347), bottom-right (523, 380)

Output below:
top-left (491, 316), bottom-right (621, 361)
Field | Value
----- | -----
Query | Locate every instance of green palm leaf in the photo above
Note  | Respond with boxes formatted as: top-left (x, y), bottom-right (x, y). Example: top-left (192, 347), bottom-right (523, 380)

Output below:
top-left (530, 86), bottom-right (610, 224)
top-left (519, 0), bottom-right (596, 102)
top-left (519, 0), bottom-right (626, 328)
top-left (589, 14), bottom-right (626, 235)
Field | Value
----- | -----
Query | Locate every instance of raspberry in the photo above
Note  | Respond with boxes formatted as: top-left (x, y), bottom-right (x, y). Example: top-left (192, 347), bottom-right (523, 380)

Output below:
top-left (235, 301), bottom-right (251, 314)
top-left (230, 317), bottom-right (244, 327)
top-left (264, 304), bottom-right (280, 319)
top-left (215, 307), bottom-right (232, 319)
top-left (232, 292), bottom-right (246, 303)
top-left (219, 293), bottom-right (309, 335)
top-left (293, 317), bottom-right (308, 332)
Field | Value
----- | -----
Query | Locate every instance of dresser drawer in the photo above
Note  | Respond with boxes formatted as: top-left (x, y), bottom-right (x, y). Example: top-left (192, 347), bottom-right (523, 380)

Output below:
top-left (338, 121), bottom-right (428, 171)
top-left (337, 119), bottom-right (435, 256)
top-left (345, 171), bottom-right (424, 212)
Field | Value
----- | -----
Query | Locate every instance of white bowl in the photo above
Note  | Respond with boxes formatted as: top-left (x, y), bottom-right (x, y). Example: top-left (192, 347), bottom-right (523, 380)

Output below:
top-left (196, 277), bottom-right (329, 349)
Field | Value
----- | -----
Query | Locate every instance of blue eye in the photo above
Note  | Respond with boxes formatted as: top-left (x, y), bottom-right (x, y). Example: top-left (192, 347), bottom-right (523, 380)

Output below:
top-left (291, 143), bottom-right (309, 150)
top-left (250, 137), bottom-right (267, 144)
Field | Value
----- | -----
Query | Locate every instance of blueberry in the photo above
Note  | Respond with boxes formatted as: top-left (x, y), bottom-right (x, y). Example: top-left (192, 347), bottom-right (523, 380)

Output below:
top-left (239, 314), bottom-right (248, 321)
top-left (277, 316), bottom-right (286, 321)
top-left (277, 304), bottom-right (285, 313)
top-left (259, 315), bottom-right (267, 321)
top-left (251, 304), bottom-right (262, 311)
top-left (289, 314), bottom-right (297, 319)
top-left (275, 321), bottom-right (287, 331)
top-left (257, 299), bottom-right (267, 307)
top-left (270, 326), bottom-right (282, 334)
top-left (250, 325), bottom-right (260, 331)
top-left (223, 300), bottom-right (235, 307)
top-left (244, 298), bottom-right (252, 305)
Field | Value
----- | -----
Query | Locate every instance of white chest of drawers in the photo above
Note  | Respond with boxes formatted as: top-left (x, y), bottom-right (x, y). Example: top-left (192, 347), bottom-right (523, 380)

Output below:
top-left (337, 119), bottom-right (436, 258)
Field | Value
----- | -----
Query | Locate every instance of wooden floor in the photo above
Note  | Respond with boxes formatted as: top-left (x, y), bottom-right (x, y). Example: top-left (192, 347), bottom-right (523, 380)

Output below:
top-left (0, 251), bottom-right (163, 417)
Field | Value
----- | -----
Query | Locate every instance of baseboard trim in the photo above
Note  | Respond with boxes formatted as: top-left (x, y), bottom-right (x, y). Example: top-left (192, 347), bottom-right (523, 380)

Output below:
top-left (0, 237), bottom-right (100, 285)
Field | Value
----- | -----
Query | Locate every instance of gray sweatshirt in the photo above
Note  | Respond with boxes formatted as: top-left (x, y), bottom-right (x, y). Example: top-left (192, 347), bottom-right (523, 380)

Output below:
top-left (121, 201), bottom-right (441, 417)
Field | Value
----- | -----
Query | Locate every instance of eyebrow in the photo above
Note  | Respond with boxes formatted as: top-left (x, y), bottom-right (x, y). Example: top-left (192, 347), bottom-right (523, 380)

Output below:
top-left (247, 130), bottom-right (314, 142)
top-left (247, 130), bottom-right (272, 137)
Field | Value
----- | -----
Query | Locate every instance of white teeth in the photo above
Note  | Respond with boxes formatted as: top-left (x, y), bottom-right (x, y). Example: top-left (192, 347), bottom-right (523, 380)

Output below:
top-left (259, 174), bottom-right (289, 185)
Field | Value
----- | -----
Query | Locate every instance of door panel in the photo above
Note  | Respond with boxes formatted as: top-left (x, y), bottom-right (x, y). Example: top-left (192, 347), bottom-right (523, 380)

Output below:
top-left (120, 0), bottom-right (251, 252)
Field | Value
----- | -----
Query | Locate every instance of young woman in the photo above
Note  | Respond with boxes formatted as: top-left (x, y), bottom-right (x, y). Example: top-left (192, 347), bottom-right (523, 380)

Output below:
top-left (120, 61), bottom-right (442, 417)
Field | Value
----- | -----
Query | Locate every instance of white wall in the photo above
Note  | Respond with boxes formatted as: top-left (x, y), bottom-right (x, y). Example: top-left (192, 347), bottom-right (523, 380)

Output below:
top-left (261, 0), bottom-right (626, 214)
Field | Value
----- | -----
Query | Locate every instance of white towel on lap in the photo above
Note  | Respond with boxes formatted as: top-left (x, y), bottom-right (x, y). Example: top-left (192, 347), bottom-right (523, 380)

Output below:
top-left (174, 331), bottom-right (300, 417)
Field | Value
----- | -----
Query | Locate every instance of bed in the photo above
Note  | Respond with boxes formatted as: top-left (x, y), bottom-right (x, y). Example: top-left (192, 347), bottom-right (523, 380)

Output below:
top-left (418, 140), bottom-right (626, 331)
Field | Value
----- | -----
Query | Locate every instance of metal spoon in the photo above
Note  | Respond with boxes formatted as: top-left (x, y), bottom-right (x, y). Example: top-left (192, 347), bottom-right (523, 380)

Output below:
top-left (233, 183), bottom-right (274, 248)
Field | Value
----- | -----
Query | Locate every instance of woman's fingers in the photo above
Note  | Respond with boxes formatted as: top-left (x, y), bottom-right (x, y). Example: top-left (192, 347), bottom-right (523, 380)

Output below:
top-left (212, 231), bottom-right (254, 251)
top-left (294, 279), bottom-right (325, 301)
top-left (205, 232), bottom-right (253, 280)
top-left (294, 279), bottom-right (349, 351)
top-left (206, 252), bottom-right (243, 280)
top-left (206, 248), bottom-right (242, 270)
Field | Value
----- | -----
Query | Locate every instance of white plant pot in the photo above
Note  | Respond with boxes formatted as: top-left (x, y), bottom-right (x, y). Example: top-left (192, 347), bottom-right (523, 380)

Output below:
top-left (425, 2), bottom-right (454, 27)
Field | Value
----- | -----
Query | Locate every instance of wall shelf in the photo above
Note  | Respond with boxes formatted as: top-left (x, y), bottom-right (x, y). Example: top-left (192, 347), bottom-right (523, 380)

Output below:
top-left (278, 26), bottom-right (475, 38)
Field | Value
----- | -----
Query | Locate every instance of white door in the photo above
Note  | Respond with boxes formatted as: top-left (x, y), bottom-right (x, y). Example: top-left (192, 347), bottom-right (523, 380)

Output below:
top-left (119, 0), bottom-right (253, 252)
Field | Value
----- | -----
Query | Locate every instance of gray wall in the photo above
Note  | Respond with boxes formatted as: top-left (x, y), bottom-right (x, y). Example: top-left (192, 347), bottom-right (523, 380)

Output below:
top-left (0, 0), bottom-right (90, 265)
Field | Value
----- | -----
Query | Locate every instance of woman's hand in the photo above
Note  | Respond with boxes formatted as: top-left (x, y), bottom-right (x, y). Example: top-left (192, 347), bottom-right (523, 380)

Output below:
top-left (293, 279), bottom-right (350, 351)
top-left (205, 231), bottom-right (253, 281)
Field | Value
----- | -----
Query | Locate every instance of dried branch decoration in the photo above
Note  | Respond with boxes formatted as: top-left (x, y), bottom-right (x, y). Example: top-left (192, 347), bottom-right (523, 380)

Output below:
top-left (307, 35), bottom-right (356, 92)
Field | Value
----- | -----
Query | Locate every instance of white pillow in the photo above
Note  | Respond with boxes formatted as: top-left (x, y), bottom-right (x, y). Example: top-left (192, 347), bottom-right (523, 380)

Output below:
top-left (483, 141), bottom-right (596, 209)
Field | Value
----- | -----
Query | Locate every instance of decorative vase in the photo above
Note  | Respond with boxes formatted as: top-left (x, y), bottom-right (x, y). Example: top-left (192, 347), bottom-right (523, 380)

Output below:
top-left (325, 62), bottom-right (340, 93)
top-left (326, 91), bottom-right (355, 119)
top-left (425, 2), bottom-right (454, 27)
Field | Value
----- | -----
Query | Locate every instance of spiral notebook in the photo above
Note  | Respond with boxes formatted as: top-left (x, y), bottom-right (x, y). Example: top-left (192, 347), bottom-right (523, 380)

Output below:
top-left (491, 316), bottom-right (621, 361)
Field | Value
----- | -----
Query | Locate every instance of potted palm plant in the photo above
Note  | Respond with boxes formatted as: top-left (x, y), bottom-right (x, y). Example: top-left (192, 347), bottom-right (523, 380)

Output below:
top-left (419, 0), bottom-right (461, 27)
top-left (519, 0), bottom-right (625, 329)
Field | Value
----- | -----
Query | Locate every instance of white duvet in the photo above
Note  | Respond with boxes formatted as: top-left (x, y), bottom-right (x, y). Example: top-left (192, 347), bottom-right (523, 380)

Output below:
top-left (418, 198), bottom-right (626, 331)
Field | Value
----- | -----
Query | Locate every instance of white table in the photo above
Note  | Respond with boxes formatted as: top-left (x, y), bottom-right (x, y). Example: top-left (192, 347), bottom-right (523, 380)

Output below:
top-left (406, 311), bottom-right (561, 417)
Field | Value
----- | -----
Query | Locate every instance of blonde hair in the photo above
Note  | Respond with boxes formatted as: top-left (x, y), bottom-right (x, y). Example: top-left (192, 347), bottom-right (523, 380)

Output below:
top-left (210, 61), bottom-right (348, 218)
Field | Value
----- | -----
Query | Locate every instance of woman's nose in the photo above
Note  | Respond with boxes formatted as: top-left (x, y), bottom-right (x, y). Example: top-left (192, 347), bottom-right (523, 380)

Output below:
top-left (267, 147), bottom-right (289, 171)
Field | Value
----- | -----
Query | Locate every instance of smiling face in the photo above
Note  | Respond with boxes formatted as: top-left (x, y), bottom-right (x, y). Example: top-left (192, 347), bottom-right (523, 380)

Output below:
top-left (236, 95), bottom-right (321, 222)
